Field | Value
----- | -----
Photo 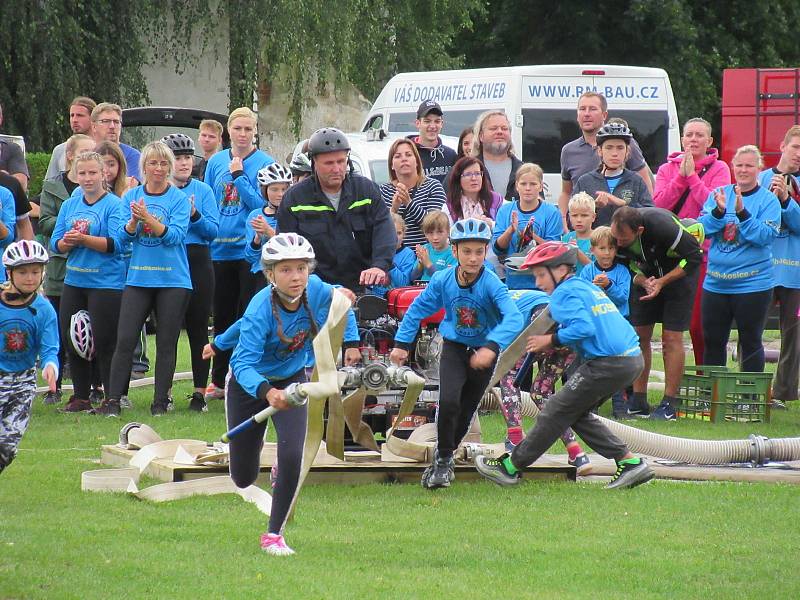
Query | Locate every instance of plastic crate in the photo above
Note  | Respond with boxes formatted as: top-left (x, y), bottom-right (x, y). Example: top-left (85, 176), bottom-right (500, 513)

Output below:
top-left (677, 366), bottom-right (772, 423)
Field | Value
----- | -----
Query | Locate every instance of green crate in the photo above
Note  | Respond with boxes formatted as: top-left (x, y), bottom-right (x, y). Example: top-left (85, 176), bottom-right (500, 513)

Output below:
top-left (677, 366), bottom-right (772, 423)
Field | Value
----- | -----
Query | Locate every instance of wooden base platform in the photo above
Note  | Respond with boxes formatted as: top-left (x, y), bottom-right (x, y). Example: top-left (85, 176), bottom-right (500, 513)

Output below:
top-left (101, 443), bottom-right (576, 486)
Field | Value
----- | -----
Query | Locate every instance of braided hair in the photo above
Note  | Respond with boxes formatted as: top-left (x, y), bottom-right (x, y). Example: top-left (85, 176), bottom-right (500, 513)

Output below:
top-left (270, 287), bottom-right (319, 346)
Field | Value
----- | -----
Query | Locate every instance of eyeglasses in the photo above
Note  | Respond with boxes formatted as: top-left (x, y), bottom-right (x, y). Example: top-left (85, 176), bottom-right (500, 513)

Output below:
top-left (96, 118), bottom-right (122, 126)
top-left (461, 171), bottom-right (483, 179)
top-left (145, 160), bottom-right (171, 168)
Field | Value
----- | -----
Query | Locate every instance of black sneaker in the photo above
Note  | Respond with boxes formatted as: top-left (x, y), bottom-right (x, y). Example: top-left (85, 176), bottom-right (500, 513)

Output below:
top-left (627, 393), bottom-right (651, 417)
top-left (422, 451), bottom-right (455, 489)
top-left (42, 389), bottom-right (62, 405)
top-left (188, 392), bottom-right (208, 413)
top-left (650, 401), bottom-right (677, 421)
top-left (59, 396), bottom-right (93, 413)
top-left (150, 400), bottom-right (170, 416)
top-left (119, 395), bottom-right (132, 409)
top-left (95, 399), bottom-right (121, 418)
top-left (88, 387), bottom-right (104, 406)
top-left (605, 459), bottom-right (654, 490)
top-left (475, 453), bottom-right (521, 487)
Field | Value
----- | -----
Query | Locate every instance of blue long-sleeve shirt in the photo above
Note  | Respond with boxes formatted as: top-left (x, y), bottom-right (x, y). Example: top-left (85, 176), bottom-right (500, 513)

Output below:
top-left (230, 275), bottom-right (359, 398)
top-left (50, 192), bottom-right (126, 290)
top-left (177, 178), bottom-right (219, 246)
top-left (367, 246), bottom-right (416, 297)
top-left (204, 149), bottom-right (274, 261)
top-left (492, 200), bottom-right (562, 289)
top-left (698, 184), bottom-right (780, 294)
top-left (0, 293), bottom-right (59, 376)
top-left (119, 185), bottom-right (192, 289)
top-left (212, 318), bottom-right (242, 353)
top-left (394, 267), bottom-right (524, 353)
top-left (579, 260), bottom-right (631, 317)
top-left (0, 186), bottom-right (16, 284)
top-left (243, 207), bottom-right (278, 273)
top-left (758, 169), bottom-right (800, 289)
top-left (549, 276), bottom-right (640, 360)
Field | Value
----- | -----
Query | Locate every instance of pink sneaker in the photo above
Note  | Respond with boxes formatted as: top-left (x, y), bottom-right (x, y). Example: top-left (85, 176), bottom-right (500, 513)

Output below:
top-left (260, 533), bottom-right (295, 556)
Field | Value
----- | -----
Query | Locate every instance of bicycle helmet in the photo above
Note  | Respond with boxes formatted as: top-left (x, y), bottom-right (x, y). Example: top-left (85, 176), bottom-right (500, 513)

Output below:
top-left (520, 241), bottom-right (577, 270)
top-left (503, 242), bottom-right (538, 272)
top-left (160, 133), bottom-right (195, 156)
top-left (450, 218), bottom-right (492, 244)
top-left (257, 162), bottom-right (292, 187)
top-left (70, 310), bottom-right (95, 360)
top-left (289, 150), bottom-right (312, 174)
top-left (596, 122), bottom-right (633, 145)
top-left (308, 128), bottom-right (350, 156)
top-left (261, 233), bottom-right (316, 266)
top-left (2, 240), bottom-right (49, 269)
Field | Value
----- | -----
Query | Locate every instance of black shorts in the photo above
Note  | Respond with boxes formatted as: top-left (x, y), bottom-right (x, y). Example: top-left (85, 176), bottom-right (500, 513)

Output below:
top-left (629, 269), bottom-right (699, 331)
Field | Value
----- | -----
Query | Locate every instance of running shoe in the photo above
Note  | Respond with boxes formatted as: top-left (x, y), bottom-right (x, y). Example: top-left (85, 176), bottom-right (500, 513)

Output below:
top-left (119, 395), bottom-right (132, 409)
top-left (626, 393), bottom-right (651, 418)
top-left (260, 533), bottom-right (295, 556)
top-left (95, 399), bottom-right (121, 418)
top-left (188, 392), bottom-right (208, 413)
top-left (568, 452), bottom-right (593, 476)
top-left (650, 401), bottom-right (677, 421)
top-left (130, 370), bottom-right (147, 381)
top-left (770, 399), bottom-right (787, 410)
top-left (422, 451), bottom-right (455, 489)
top-left (475, 453), bottom-right (521, 487)
top-left (60, 396), bottom-right (92, 413)
top-left (150, 400), bottom-right (170, 416)
top-left (88, 387), bottom-right (104, 406)
top-left (205, 383), bottom-right (225, 401)
top-left (605, 459), bottom-right (654, 490)
top-left (42, 389), bottom-right (62, 405)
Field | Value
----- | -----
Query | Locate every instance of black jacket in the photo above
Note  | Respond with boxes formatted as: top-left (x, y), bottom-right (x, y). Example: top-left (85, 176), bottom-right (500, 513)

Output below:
top-left (616, 207), bottom-right (702, 279)
top-left (277, 173), bottom-right (397, 291)
top-left (476, 152), bottom-right (524, 201)
top-left (406, 135), bottom-right (458, 185)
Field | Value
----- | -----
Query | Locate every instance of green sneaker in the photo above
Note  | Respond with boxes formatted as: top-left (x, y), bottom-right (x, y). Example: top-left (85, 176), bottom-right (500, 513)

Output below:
top-left (606, 458), bottom-right (654, 490)
top-left (475, 453), bottom-right (521, 487)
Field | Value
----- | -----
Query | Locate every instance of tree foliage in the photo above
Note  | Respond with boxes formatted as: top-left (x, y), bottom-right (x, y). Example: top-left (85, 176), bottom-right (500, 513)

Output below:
top-left (452, 0), bottom-right (800, 132)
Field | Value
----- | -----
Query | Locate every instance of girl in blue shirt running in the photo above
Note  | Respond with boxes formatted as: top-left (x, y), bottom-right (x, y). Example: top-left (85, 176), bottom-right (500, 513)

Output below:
top-left (228, 233), bottom-right (360, 556)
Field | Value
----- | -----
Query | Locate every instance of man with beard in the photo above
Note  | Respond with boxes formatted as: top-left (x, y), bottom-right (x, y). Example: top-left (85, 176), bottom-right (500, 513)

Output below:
top-left (472, 111), bottom-right (523, 202)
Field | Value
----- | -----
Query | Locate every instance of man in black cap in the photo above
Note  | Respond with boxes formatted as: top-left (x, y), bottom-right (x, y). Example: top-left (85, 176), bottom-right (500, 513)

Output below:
top-left (407, 100), bottom-right (458, 185)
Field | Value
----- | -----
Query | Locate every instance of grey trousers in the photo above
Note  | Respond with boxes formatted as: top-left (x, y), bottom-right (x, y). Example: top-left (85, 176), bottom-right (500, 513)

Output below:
top-left (511, 355), bottom-right (644, 469)
top-left (773, 286), bottom-right (800, 401)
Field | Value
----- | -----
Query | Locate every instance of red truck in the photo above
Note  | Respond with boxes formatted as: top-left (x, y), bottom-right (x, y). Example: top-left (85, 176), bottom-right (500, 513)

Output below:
top-left (721, 68), bottom-right (800, 167)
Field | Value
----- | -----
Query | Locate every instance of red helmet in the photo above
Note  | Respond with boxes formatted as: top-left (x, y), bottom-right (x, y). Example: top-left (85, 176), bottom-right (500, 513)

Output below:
top-left (520, 241), bottom-right (577, 270)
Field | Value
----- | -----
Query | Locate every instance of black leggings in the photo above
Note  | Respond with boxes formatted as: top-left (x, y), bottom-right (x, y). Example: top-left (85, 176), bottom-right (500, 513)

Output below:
top-left (226, 371), bottom-right (307, 536)
top-left (702, 289), bottom-right (773, 372)
top-left (436, 340), bottom-right (495, 458)
top-left (211, 260), bottom-right (255, 387)
top-left (59, 285), bottom-right (122, 400)
top-left (185, 245), bottom-right (215, 389)
top-left (109, 286), bottom-right (190, 402)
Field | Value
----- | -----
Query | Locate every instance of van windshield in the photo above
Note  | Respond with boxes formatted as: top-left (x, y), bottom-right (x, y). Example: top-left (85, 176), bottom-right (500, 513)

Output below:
top-left (521, 109), bottom-right (669, 173)
top-left (387, 110), bottom-right (488, 138)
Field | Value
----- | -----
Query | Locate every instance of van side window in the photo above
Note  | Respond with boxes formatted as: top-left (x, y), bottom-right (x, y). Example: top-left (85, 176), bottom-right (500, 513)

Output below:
top-left (388, 110), bottom-right (486, 138)
top-left (365, 115), bottom-right (384, 130)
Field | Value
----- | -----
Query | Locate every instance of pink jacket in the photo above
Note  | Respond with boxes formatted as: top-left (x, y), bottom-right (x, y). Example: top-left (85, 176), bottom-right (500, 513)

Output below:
top-left (653, 148), bottom-right (731, 218)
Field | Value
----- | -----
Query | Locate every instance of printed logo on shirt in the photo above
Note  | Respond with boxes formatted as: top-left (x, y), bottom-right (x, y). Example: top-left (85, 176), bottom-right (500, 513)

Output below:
top-left (620, 189), bottom-right (634, 205)
top-left (71, 218), bottom-right (92, 235)
top-left (220, 182), bottom-right (242, 216)
top-left (1, 321), bottom-right (30, 354)
top-left (273, 316), bottom-right (312, 361)
top-left (453, 297), bottom-right (485, 338)
top-left (717, 220), bottom-right (740, 253)
top-left (138, 205), bottom-right (168, 247)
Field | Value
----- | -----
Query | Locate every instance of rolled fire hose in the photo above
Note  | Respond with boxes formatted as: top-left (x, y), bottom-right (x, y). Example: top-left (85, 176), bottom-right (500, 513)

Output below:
top-left (478, 392), bottom-right (800, 466)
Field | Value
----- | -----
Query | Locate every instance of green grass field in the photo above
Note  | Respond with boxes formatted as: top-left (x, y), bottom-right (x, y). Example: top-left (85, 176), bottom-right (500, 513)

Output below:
top-left (2, 333), bottom-right (799, 599)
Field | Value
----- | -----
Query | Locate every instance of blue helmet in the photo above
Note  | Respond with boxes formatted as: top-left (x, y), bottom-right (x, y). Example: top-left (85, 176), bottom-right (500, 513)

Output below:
top-left (450, 218), bottom-right (492, 244)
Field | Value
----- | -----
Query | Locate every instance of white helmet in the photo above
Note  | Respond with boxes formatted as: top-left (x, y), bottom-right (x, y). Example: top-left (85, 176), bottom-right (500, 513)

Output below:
top-left (289, 151), bottom-right (312, 174)
top-left (70, 310), bottom-right (95, 360)
top-left (261, 233), bottom-right (315, 266)
top-left (2, 240), bottom-right (49, 269)
top-left (257, 163), bottom-right (292, 187)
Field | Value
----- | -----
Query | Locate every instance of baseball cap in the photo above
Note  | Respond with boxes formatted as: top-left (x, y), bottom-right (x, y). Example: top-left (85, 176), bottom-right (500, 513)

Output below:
top-left (417, 100), bottom-right (443, 119)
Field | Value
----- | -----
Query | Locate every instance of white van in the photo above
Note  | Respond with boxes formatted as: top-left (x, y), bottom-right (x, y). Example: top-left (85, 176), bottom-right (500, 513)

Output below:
top-left (363, 65), bottom-right (680, 202)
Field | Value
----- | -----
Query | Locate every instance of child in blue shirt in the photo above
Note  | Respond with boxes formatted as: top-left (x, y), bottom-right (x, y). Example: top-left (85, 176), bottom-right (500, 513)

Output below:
top-left (367, 213), bottom-right (415, 297)
top-left (0, 241), bottom-right (59, 473)
top-left (475, 241), bottom-right (653, 490)
top-left (580, 226), bottom-right (633, 418)
top-left (391, 218), bottom-right (524, 489)
top-left (561, 192), bottom-right (596, 273)
top-left (228, 233), bottom-right (360, 556)
top-left (411, 210), bottom-right (457, 281)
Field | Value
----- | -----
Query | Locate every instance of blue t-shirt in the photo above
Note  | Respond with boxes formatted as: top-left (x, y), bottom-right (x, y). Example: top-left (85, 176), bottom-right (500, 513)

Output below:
top-left (394, 267), bottom-right (524, 351)
top-left (244, 207), bottom-right (278, 274)
top-left (493, 200), bottom-right (562, 289)
top-left (417, 243), bottom-right (458, 281)
top-left (758, 168), bottom-right (800, 289)
top-left (204, 149), bottom-right (274, 261)
top-left (561, 231), bottom-right (593, 275)
top-left (120, 143), bottom-right (142, 182)
top-left (698, 184), bottom-right (780, 294)
top-left (0, 293), bottom-right (59, 375)
top-left (579, 260), bottom-right (631, 317)
top-left (178, 178), bottom-right (220, 246)
top-left (605, 173), bottom-right (623, 195)
top-left (550, 276), bottom-right (640, 360)
top-left (50, 192), bottom-right (126, 290)
top-left (368, 246), bottom-right (416, 297)
top-left (119, 185), bottom-right (192, 289)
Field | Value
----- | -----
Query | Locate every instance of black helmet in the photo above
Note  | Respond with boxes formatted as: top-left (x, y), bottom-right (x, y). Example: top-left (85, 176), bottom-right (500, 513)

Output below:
top-left (596, 123), bottom-right (632, 146)
top-left (161, 133), bottom-right (195, 156)
top-left (308, 128), bottom-right (350, 156)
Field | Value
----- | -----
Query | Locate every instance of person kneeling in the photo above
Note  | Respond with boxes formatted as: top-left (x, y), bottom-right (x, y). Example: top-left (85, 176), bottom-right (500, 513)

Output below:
top-left (475, 241), bottom-right (654, 490)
